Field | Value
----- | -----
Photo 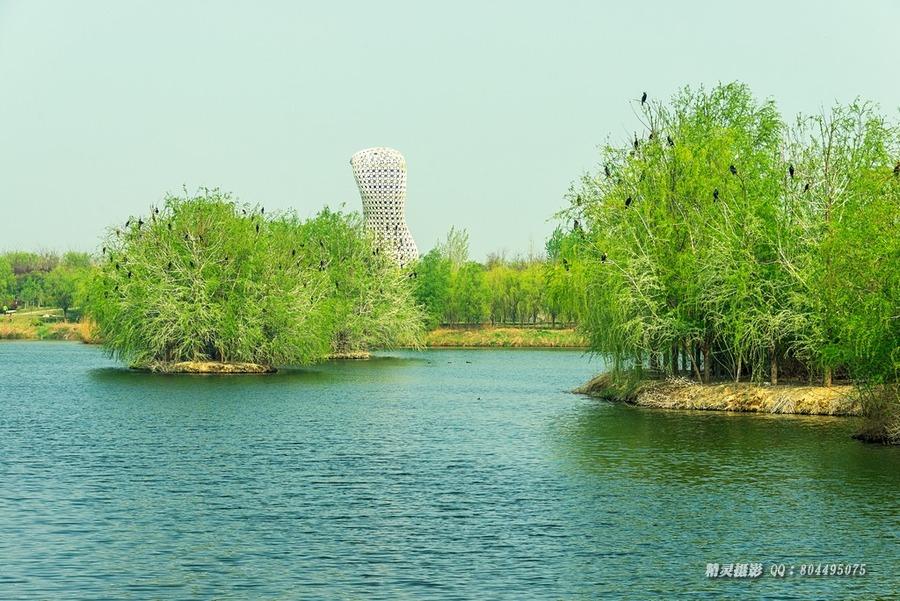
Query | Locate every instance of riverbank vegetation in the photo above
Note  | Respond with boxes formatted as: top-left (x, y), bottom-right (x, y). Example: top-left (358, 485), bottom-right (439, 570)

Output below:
top-left (411, 227), bottom-right (584, 329)
top-left (0, 309), bottom-right (95, 342)
top-left (0, 251), bottom-right (92, 322)
top-left (84, 189), bottom-right (424, 371)
top-left (426, 326), bottom-right (585, 348)
top-left (560, 82), bottom-right (900, 441)
top-left (575, 373), bottom-right (859, 416)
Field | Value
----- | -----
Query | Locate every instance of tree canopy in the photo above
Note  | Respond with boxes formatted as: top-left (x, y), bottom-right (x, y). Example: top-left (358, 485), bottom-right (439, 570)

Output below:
top-left (85, 189), bottom-right (425, 369)
top-left (562, 83), bottom-right (900, 398)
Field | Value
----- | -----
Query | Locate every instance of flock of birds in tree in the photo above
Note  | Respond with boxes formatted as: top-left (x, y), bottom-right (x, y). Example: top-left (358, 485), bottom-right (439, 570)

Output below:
top-left (98, 203), bottom-right (420, 302)
top-left (576, 92), bottom-right (900, 268)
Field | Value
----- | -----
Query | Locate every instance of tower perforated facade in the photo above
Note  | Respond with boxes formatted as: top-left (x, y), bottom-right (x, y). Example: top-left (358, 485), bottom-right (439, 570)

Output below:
top-left (350, 147), bottom-right (419, 265)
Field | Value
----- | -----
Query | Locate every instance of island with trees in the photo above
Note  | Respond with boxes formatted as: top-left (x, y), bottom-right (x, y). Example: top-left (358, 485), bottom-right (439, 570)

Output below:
top-left (84, 189), bottom-right (425, 372)
top-left (560, 82), bottom-right (900, 443)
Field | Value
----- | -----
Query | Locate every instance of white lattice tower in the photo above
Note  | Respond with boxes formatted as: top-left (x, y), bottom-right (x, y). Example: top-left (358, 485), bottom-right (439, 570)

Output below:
top-left (350, 147), bottom-right (419, 265)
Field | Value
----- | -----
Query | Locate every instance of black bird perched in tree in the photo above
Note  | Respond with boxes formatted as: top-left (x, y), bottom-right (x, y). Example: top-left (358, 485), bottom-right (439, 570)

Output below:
top-left (255, 224), bottom-right (260, 234)
top-left (184, 233), bottom-right (189, 241)
top-left (601, 252), bottom-right (607, 262)
top-left (292, 249), bottom-right (296, 257)
top-left (894, 161), bottom-right (900, 176)
top-left (102, 247), bottom-right (107, 254)
top-left (242, 208), bottom-right (247, 215)
top-left (576, 194), bottom-right (582, 206)
top-left (155, 207), bottom-right (160, 215)
top-left (803, 182), bottom-right (810, 192)
top-left (648, 131), bottom-right (654, 141)
top-left (261, 207), bottom-right (265, 215)
top-left (641, 91), bottom-right (647, 105)
top-left (190, 261), bottom-right (195, 269)
top-left (789, 164), bottom-right (795, 179)
top-left (168, 222), bottom-right (172, 231)
top-left (713, 188), bottom-right (719, 202)
top-left (667, 135), bottom-right (674, 147)
top-left (167, 262), bottom-right (172, 270)
top-left (115, 262), bottom-right (120, 270)
top-left (137, 219), bottom-right (143, 229)
top-left (729, 164), bottom-right (738, 176)
top-left (633, 135), bottom-right (639, 150)
top-left (562, 258), bottom-right (569, 271)
top-left (625, 196), bottom-right (632, 208)
top-left (604, 164), bottom-right (611, 178)
top-left (573, 219), bottom-right (580, 230)
top-left (127, 271), bottom-right (132, 279)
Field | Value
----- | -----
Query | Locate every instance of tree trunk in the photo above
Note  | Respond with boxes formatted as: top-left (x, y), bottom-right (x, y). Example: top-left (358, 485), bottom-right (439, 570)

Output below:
top-left (824, 365), bottom-right (833, 387)
top-left (703, 345), bottom-right (710, 384)
top-left (770, 342), bottom-right (778, 385)
top-left (685, 341), bottom-right (703, 382)
top-left (649, 351), bottom-right (659, 376)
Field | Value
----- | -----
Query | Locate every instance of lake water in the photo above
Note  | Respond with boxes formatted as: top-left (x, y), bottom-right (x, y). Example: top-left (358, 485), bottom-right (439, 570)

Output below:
top-left (1, 342), bottom-right (899, 600)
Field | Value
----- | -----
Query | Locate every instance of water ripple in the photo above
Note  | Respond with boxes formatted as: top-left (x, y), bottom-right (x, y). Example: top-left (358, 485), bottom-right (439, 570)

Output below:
top-left (1, 343), bottom-right (898, 599)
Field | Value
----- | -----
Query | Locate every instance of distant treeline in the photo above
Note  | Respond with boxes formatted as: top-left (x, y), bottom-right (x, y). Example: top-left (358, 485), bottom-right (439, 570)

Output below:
top-left (411, 227), bottom-right (584, 329)
top-left (1, 229), bottom-right (588, 334)
top-left (0, 251), bottom-right (92, 320)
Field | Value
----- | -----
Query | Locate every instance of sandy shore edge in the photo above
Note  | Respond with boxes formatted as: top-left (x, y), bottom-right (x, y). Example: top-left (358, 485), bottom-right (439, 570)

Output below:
top-left (573, 374), bottom-right (861, 416)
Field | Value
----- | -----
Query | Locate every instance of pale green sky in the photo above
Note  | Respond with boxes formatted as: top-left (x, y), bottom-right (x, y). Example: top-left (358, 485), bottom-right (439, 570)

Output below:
top-left (1, 0), bottom-right (897, 260)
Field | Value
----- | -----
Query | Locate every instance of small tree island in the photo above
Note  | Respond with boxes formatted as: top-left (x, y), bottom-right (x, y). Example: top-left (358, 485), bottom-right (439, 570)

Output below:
top-left (561, 83), bottom-right (900, 443)
top-left (86, 189), bottom-right (425, 372)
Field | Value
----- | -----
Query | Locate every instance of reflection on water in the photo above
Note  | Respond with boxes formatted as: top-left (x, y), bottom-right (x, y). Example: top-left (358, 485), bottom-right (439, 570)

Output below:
top-left (1, 342), bottom-right (898, 599)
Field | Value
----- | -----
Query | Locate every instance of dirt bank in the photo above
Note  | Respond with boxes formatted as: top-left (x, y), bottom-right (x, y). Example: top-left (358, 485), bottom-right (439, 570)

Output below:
top-left (132, 361), bottom-right (277, 374)
top-left (426, 327), bottom-right (586, 348)
top-left (574, 373), bottom-right (860, 416)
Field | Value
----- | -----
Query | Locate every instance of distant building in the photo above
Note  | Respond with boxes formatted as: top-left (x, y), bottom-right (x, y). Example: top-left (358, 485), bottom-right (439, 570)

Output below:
top-left (350, 147), bottom-right (419, 265)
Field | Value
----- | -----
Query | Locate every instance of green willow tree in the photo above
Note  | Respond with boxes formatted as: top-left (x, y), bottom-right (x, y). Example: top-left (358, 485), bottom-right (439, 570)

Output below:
top-left (566, 83), bottom-right (793, 380)
top-left (0, 257), bottom-right (14, 305)
top-left (563, 82), bottom-right (900, 439)
top-left (86, 189), bottom-right (424, 370)
top-left (412, 248), bottom-right (453, 329)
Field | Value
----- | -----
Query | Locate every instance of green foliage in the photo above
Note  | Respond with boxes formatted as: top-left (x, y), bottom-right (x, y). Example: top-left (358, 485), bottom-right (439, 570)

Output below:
top-left (0, 257), bottom-right (14, 304)
top-left (413, 226), bottom-right (585, 328)
top-left (18, 273), bottom-right (47, 308)
top-left (564, 82), bottom-right (900, 389)
top-left (413, 248), bottom-right (452, 329)
top-left (434, 226), bottom-right (469, 270)
top-left (448, 261), bottom-right (490, 325)
top-left (85, 189), bottom-right (424, 368)
top-left (5, 251), bottom-right (58, 275)
top-left (61, 251), bottom-right (92, 270)
top-left (45, 265), bottom-right (88, 321)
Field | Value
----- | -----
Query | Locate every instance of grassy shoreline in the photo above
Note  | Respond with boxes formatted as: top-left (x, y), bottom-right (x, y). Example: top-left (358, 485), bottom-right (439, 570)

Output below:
top-left (574, 372), bottom-right (861, 416)
top-left (425, 327), bottom-right (586, 348)
top-left (0, 319), bottom-right (94, 342)
top-left (1, 319), bottom-right (586, 349)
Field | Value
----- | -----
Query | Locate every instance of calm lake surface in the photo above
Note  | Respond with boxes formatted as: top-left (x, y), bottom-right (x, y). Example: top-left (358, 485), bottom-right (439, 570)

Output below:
top-left (1, 342), bottom-right (899, 600)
